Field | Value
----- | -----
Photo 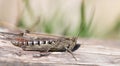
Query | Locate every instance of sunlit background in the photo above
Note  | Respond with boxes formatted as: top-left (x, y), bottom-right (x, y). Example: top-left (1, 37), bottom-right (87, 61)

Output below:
top-left (0, 0), bottom-right (120, 39)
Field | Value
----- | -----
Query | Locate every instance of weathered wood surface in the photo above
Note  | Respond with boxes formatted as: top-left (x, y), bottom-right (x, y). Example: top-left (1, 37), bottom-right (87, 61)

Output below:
top-left (0, 38), bottom-right (120, 66)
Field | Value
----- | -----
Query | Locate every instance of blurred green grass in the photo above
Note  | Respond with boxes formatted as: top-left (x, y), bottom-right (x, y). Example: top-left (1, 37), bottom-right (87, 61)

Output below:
top-left (19, 0), bottom-right (120, 39)
top-left (106, 15), bottom-right (120, 38)
top-left (77, 0), bottom-right (94, 37)
top-left (18, 0), bottom-right (95, 38)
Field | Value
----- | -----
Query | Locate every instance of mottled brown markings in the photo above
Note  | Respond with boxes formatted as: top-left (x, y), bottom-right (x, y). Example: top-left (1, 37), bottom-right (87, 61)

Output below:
top-left (0, 31), bottom-right (78, 61)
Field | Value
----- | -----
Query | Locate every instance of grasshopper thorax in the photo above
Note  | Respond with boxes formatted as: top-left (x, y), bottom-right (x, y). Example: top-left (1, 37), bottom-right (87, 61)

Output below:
top-left (53, 37), bottom-right (77, 51)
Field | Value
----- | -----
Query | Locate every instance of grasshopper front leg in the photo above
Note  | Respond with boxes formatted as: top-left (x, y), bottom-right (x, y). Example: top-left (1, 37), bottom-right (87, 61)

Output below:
top-left (64, 47), bottom-right (77, 61)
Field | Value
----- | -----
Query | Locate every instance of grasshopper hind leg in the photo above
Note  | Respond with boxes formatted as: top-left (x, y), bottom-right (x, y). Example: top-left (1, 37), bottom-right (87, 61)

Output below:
top-left (33, 45), bottom-right (52, 57)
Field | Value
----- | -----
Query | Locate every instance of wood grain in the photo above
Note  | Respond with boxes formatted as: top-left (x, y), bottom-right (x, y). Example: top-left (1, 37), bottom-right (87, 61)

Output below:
top-left (0, 38), bottom-right (120, 66)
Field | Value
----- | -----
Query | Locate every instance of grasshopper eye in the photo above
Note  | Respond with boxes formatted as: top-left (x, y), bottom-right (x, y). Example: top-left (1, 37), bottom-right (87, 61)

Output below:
top-left (71, 37), bottom-right (77, 42)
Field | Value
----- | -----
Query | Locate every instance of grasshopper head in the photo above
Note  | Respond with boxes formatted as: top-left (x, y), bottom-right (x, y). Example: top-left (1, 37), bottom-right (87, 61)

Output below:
top-left (64, 37), bottom-right (78, 61)
top-left (64, 37), bottom-right (77, 50)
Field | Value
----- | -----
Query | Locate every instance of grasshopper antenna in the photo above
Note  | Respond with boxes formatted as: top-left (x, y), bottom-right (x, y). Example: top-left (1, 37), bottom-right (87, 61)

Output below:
top-left (75, 30), bottom-right (80, 39)
top-left (71, 29), bottom-right (81, 43)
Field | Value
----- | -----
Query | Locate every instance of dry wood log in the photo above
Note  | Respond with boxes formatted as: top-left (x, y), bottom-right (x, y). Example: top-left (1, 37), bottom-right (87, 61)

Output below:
top-left (0, 38), bottom-right (120, 66)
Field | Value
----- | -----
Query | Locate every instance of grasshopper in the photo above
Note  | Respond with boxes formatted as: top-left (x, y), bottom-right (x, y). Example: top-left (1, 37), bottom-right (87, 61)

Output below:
top-left (0, 30), bottom-right (79, 60)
